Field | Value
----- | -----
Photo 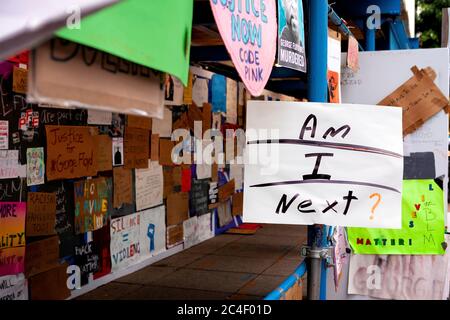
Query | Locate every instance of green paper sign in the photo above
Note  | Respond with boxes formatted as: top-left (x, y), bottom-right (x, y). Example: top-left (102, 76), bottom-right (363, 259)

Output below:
top-left (347, 180), bottom-right (445, 255)
top-left (56, 0), bottom-right (193, 85)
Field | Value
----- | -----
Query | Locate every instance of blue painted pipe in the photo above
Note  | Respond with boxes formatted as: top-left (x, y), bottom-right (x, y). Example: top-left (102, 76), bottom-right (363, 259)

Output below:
top-left (264, 262), bottom-right (307, 300)
top-left (365, 27), bottom-right (376, 51)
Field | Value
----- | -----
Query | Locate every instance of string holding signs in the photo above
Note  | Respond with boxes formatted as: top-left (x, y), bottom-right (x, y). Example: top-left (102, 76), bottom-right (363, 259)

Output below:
top-left (347, 179), bottom-right (445, 255)
top-left (243, 101), bottom-right (403, 228)
top-left (209, 0), bottom-right (277, 96)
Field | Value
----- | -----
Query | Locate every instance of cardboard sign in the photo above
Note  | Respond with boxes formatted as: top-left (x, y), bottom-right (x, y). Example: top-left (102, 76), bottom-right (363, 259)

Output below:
top-left (167, 193), bottom-right (189, 226)
top-left (244, 101), bottom-right (403, 228)
top-left (124, 127), bottom-right (149, 169)
top-left (347, 179), bottom-right (445, 254)
top-left (139, 206), bottom-right (167, 258)
top-left (150, 134), bottom-right (160, 161)
top-left (28, 40), bottom-right (164, 119)
top-left (26, 192), bottom-right (56, 237)
top-left (0, 121), bottom-right (8, 150)
top-left (202, 103), bottom-right (212, 135)
top-left (135, 160), bottom-right (163, 211)
top-left (163, 167), bottom-right (174, 198)
top-left (45, 125), bottom-right (98, 181)
top-left (218, 179), bottom-right (235, 202)
top-left (113, 167), bottom-right (133, 209)
top-left (26, 147), bottom-right (45, 186)
top-left (152, 107), bottom-right (172, 138)
top-left (0, 202), bottom-right (26, 276)
top-left (378, 66), bottom-right (450, 136)
top-left (217, 200), bottom-right (233, 227)
top-left (183, 216), bottom-right (199, 249)
top-left (159, 139), bottom-right (175, 166)
top-left (110, 213), bottom-right (140, 272)
top-left (29, 264), bottom-right (70, 300)
top-left (74, 240), bottom-right (100, 286)
top-left (183, 71), bottom-right (193, 105)
top-left (12, 66), bottom-right (27, 94)
top-left (74, 177), bottom-right (111, 234)
top-left (112, 137), bottom-right (124, 166)
top-left (232, 192), bottom-right (243, 216)
top-left (277, 0), bottom-right (307, 72)
top-left (127, 115), bottom-right (152, 130)
top-left (348, 251), bottom-right (450, 300)
top-left (24, 236), bottom-right (59, 277)
top-left (167, 224), bottom-right (183, 248)
top-left (0, 150), bottom-right (21, 179)
top-left (0, 274), bottom-right (28, 300)
top-left (94, 135), bottom-right (113, 172)
top-left (198, 213), bottom-right (214, 242)
top-left (87, 110), bottom-right (112, 125)
top-left (209, 0), bottom-right (277, 96)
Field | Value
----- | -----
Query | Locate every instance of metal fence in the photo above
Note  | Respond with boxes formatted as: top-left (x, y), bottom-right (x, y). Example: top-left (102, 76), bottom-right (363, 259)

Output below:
top-left (264, 261), bottom-right (307, 300)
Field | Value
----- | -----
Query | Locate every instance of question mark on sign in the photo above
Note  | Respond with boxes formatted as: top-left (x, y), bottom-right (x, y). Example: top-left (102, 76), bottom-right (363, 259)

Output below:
top-left (369, 193), bottom-right (381, 220)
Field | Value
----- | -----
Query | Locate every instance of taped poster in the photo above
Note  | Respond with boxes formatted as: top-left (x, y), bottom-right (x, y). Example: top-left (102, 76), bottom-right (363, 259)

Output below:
top-left (110, 213), bottom-right (141, 272)
top-left (0, 202), bottom-right (26, 276)
top-left (183, 216), bottom-right (199, 249)
top-left (73, 177), bottom-right (111, 234)
top-left (26, 147), bottom-right (45, 186)
top-left (0, 150), bottom-right (20, 179)
top-left (135, 160), bottom-right (163, 211)
top-left (277, 0), bottom-right (307, 72)
top-left (244, 101), bottom-right (403, 228)
top-left (0, 121), bottom-right (8, 150)
top-left (347, 179), bottom-right (445, 255)
top-left (139, 206), bottom-right (166, 258)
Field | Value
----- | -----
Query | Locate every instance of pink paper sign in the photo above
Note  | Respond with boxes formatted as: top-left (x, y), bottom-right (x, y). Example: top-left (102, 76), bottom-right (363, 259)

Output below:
top-left (0, 202), bottom-right (26, 276)
top-left (210, 0), bottom-right (277, 96)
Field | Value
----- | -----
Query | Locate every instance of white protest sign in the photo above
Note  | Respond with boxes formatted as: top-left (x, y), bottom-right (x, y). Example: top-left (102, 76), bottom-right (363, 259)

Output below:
top-left (139, 206), bottom-right (166, 259)
top-left (135, 160), bottom-right (163, 211)
top-left (110, 213), bottom-right (140, 272)
top-left (0, 274), bottom-right (28, 300)
top-left (243, 101), bottom-right (403, 228)
top-left (0, 150), bottom-right (20, 179)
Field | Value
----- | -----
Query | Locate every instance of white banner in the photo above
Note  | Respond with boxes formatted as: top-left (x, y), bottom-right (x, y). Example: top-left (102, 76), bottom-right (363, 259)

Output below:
top-left (243, 101), bottom-right (403, 228)
top-left (110, 213), bottom-right (140, 272)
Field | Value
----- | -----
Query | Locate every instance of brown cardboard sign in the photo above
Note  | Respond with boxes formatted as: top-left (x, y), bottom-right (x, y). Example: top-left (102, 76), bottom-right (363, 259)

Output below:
top-left (173, 112), bottom-right (189, 131)
top-left (127, 115), bottom-right (152, 129)
top-left (26, 192), bottom-right (57, 237)
top-left (159, 139), bottom-right (175, 166)
top-left (167, 192), bottom-right (189, 226)
top-left (183, 71), bottom-right (193, 105)
top-left (45, 125), bottom-right (98, 181)
top-left (202, 103), bottom-right (212, 135)
top-left (25, 236), bottom-right (60, 277)
top-left (163, 167), bottom-right (174, 198)
top-left (124, 127), bottom-right (149, 169)
top-left (12, 66), bottom-right (28, 94)
top-left (218, 179), bottom-right (235, 202)
top-left (211, 163), bottom-right (218, 182)
top-left (29, 264), bottom-right (70, 300)
top-left (231, 192), bottom-right (243, 216)
top-left (188, 103), bottom-right (203, 134)
top-left (150, 134), bottom-right (160, 161)
top-left (94, 134), bottom-right (113, 172)
top-left (378, 66), bottom-right (450, 136)
top-left (167, 224), bottom-right (184, 247)
top-left (173, 166), bottom-right (182, 187)
top-left (113, 167), bottom-right (133, 208)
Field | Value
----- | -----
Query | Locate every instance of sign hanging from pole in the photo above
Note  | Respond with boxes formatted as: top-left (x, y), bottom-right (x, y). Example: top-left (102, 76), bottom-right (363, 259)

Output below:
top-left (209, 0), bottom-right (277, 97)
top-left (243, 101), bottom-right (403, 228)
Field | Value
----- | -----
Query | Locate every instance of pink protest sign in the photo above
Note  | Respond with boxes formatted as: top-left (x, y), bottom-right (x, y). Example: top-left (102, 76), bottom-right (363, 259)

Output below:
top-left (0, 202), bottom-right (26, 276)
top-left (210, 0), bottom-right (277, 97)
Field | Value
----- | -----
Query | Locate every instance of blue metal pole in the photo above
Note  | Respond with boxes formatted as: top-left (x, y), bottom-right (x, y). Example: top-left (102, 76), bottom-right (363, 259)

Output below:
top-left (307, 0), bottom-right (328, 301)
top-left (365, 26), bottom-right (376, 51)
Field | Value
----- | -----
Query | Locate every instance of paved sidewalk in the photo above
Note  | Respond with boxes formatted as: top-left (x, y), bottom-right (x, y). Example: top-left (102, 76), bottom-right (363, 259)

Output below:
top-left (77, 224), bottom-right (307, 300)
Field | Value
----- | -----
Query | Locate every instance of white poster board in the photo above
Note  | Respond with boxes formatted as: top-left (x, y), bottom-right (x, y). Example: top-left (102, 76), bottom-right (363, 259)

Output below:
top-left (139, 206), bottom-right (166, 259)
top-left (243, 101), bottom-right (403, 228)
top-left (110, 213), bottom-right (140, 272)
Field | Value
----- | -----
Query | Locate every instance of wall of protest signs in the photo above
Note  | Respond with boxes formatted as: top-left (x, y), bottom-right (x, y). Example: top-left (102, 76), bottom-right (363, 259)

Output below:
top-left (0, 50), bottom-right (286, 299)
top-left (326, 48), bottom-right (450, 300)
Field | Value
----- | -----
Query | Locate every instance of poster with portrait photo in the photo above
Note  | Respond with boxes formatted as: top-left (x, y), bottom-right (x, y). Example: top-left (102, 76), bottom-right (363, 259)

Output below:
top-left (277, 0), bottom-right (307, 72)
top-left (112, 137), bottom-right (124, 166)
top-left (164, 74), bottom-right (184, 106)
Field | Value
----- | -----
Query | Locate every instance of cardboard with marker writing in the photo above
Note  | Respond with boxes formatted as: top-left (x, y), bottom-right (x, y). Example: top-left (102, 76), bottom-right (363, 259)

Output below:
top-left (378, 66), bottom-right (450, 136)
top-left (167, 224), bottom-right (184, 248)
top-left (113, 167), bottom-right (133, 209)
top-left (126, 114), bottom-right (152, 130)
top-left (202, 103), bottom-right (212, 135)
top-left (232, 192), bottom-right (243, 216)
top-left (12, 66), bottom-right (28, 94)
top-left (29, 263), bottom-right (70, 300)
top-left (166, 192), bottom-right (189, 226)
top-left (163, 166), bottom-right (174, 198)
top-left (24, 236), bottom-right (60, 278)
top-left (187, 102), bottom-right (203, 134)
top-left (150, 133), bottom-right (160, 161)
top-left (26, 192), bottom-right (57, 237)
top-left (74, 239), bottom-right (100, 286)
top-left (219, 179), bottom-right (235, 202)
top-left (124, 127), bottom-right (149, 169)
top-left (94, 134), bottom-right (113, 172)
top-left (45, 125), bottom-right (98, 181)
top-left (159, 139), bottom-right (175, 166)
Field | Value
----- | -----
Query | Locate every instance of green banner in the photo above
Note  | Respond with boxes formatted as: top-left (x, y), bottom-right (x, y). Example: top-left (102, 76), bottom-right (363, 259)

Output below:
top-left (347, 180), bottom-right (445, 255)
top-left (56, 0), bottom-right (193, 85)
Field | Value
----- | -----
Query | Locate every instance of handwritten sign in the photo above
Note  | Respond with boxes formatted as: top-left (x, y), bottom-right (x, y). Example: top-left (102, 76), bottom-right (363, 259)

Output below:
top-left (12, 67), bottom-right (27, 94)
top-left (124, 127), bottom-right (149, 169)
top-left (135, 160), bottom-right (163, 211)
top-left (26, 192), bottom-right (56, 237)
top-left (244, 101), bottom-right (403, 228)
top-left (183, 216), bottom-right (199, 249)
top-left (347, 179), bottom-right (445, 254)
top-left (74, 241), bottom-right (100, 286)
top-left (24, 236), bottom-right (59, 278)
top-left (0, 121), bottom-right (8, 150)
top-left (26, 148), bottom-right (45, 186)
top-left (166, 224), bottom-right (183, 248)
top-left (139, 206), bottom-right (166, 258)
top-left (113, 167), bottom-right (133, 209)
top-left (94, 135), bottom-right (112, 172)
top-left (0, 151), bottom-right (20, 179)
top-left (0, 202), bottom-right (26, 276)
top-left (110, 213), bottom-right (140, 272)
top-left (74, 177), bottom-right (111, 234)
top-left (0, 274), bottom-right (28, 300)
top-left (87, 110), bottom-right (112, 125)
top-left (209, 0), bottom-right (277, 96)
top-left (45, 125), bottom-right (98, 181)
top-left (190, 179), bottom-right (210, 216)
